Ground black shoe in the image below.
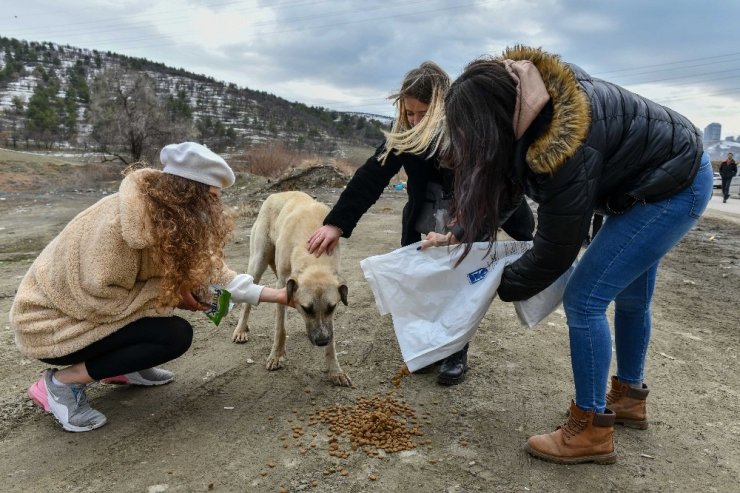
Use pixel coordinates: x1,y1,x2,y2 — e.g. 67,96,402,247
437,344,469,385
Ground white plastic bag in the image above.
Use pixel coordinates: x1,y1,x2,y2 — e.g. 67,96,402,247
361,241,574,372
361,241,531,372
514,264,575,328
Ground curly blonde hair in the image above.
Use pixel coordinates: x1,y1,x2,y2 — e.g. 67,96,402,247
137,170,234,307
378,61,450,163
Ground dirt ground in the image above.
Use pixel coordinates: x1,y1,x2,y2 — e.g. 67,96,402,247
0,157,738,493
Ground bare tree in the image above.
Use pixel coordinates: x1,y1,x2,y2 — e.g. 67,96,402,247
89,68,194,164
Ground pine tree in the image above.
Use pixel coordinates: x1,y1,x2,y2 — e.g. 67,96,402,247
26,68,62,148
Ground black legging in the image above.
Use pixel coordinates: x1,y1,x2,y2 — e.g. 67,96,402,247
40,317,193,381
721,176,734,200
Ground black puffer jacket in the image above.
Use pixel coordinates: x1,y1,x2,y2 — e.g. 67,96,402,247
498,46,703,302
325,143,534,247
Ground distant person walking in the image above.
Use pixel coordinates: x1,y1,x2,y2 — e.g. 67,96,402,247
719,152,737,202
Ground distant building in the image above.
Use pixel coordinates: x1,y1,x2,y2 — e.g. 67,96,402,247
726,136,736,142
704,123,721,142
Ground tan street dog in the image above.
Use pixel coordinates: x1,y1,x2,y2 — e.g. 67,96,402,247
232,191,350,386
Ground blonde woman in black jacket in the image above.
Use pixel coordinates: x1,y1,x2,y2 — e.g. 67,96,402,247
307,61,534,385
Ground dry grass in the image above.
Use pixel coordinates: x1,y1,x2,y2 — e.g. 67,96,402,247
0,148,125,192
234,143,313,178
334,159,361,176
65,163,125,189
230,142,380,180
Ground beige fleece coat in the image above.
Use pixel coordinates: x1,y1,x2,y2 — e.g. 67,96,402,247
10,169,235,359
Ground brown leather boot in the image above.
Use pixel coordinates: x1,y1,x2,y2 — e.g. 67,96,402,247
606,375,649,429
525,401,617,464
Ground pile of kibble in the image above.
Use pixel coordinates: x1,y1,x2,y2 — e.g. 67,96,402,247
308,393,424,458
259,383,434,485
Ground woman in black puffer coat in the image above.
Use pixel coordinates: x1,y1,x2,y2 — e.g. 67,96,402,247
433,46,712,464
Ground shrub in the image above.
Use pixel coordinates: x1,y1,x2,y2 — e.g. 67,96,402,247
64,163,124,189
237,142,310,178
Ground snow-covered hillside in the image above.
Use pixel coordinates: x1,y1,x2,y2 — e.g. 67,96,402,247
0,38,385,153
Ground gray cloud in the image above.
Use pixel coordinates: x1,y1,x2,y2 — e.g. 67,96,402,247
2,0,739,134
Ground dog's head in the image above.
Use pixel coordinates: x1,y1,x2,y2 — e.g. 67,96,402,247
286,270,348,347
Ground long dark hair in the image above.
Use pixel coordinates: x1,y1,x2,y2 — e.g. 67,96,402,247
442,57,518,262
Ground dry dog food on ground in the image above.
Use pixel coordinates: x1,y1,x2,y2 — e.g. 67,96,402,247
310,393,423,458
391,364,410,387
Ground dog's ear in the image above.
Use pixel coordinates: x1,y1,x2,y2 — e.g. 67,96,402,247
338,284,348,306
286,278,298,302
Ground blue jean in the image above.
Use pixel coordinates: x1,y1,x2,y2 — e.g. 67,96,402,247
563,153,713,412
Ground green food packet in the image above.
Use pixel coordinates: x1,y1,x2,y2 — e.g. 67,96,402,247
204,286,233,326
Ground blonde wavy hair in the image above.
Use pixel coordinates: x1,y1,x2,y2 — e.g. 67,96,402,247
135,169,235,307
378,61,450,163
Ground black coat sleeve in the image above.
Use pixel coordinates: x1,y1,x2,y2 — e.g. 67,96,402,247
449,196,535,242
323,145,403,238
500,199,535,241
498,146,602,301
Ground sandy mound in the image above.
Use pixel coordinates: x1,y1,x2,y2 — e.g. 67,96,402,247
262,165,350,191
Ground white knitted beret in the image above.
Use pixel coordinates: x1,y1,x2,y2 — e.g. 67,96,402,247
160,142,235,188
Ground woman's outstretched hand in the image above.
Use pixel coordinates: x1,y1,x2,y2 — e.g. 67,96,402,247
177,287,210,311
307,225,342,257
418,231,460,251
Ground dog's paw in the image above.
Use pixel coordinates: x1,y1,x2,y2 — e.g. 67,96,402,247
265,354,285,371
231,330,249,344
329,372,352,387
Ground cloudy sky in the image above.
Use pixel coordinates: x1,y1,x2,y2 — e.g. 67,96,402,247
2,0,739,137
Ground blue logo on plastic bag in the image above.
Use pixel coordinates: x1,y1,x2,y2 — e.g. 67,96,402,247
467,267,488,284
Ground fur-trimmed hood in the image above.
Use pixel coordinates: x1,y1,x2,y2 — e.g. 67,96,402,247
499,46,591,174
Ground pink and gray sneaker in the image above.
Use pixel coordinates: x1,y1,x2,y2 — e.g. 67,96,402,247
27,369,107,432
100,367,174,386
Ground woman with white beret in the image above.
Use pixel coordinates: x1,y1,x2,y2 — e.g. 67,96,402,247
10,142,289,432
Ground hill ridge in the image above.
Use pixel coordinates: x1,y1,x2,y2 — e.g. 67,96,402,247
0,36,388,155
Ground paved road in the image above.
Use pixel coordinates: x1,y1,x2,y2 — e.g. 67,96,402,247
706,181,740,221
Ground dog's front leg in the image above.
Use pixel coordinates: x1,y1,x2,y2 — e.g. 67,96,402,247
231,304,252,343
232,231,271,344
325,340,351,387
266,304,287,370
